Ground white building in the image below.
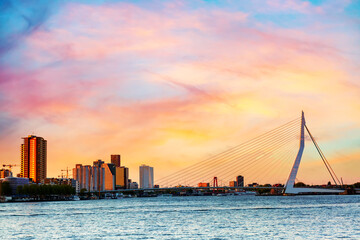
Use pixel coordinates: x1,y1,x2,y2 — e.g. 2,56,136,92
139,165,154,189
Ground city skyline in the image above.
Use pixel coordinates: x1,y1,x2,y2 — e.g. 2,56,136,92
0,0,359,184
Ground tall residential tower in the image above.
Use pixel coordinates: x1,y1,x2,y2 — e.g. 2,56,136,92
20,135,47,183
139,164,154,189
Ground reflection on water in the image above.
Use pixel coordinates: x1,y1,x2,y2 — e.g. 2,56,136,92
0,195,359,239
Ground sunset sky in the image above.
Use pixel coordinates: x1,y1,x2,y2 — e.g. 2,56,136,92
0,0,359,185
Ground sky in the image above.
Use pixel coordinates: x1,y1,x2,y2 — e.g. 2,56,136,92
0,0,359,185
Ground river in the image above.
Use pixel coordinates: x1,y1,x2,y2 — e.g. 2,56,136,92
0,195,359,239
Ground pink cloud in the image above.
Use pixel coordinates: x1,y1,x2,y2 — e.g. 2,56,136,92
265,0,323,14
0,1,359,182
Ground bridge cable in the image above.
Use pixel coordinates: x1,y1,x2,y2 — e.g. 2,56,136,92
159,120,300,187
156,117,300,186
156,117,300,183
162,124,299,186
250,141,297,185
304,124,341,186
217,130,298,183
160,122,299,186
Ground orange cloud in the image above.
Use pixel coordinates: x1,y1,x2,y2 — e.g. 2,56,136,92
0,1,359,185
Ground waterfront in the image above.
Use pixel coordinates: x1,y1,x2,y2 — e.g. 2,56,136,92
0,195,359,239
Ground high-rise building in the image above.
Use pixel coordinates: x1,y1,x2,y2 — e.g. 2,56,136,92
92,160,105,192
139,164,154,189
73,161,105,192
102,163,116,191
111,155,121,167
73,164,90,190
111,155,129,189
115,166,128,189
20,135,47,183
237,175,244,187
93,160,104,168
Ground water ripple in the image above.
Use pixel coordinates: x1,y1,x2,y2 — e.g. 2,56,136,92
0,195,359,239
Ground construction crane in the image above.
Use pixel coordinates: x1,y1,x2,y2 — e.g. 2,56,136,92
61,167,71,179
2,164,18,172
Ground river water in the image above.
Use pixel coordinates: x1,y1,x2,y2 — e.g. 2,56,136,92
0,195,359,239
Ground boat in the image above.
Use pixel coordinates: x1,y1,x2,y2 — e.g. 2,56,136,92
72,195,80,201
244,191,256,195
104,193,112,199
157,194,172,197
216,193,227,196
234,191,256,195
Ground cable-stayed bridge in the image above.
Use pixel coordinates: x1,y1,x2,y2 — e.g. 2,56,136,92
155,112,344,195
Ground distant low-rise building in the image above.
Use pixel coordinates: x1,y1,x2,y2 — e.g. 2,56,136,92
72,179,80,193
129,182,138,189
3,177,29,195
43,178,77,187
247,182,258,187
0,169,12,178
198,182,210,187
229,181,237,187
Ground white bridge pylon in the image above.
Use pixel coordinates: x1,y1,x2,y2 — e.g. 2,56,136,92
284,111,344,194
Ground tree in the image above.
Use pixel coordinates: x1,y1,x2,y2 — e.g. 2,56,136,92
353,182,360,188
0,182,12,196
39,185,46,196
17,185,24,195
23,184,30,195
294,182,306,187
63,185,75,195
257,188,270,195
71,186,76,195
43,185,52,196
79,188,87,196
29,184,39,197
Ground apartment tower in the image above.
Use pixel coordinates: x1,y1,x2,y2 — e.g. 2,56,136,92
20,135,47,183
139,164,154,189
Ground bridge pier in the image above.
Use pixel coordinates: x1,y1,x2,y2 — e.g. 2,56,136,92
284,112,344,195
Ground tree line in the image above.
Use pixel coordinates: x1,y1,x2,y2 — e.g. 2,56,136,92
0,182,11,196
1,182,76,197
17,184,76,197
